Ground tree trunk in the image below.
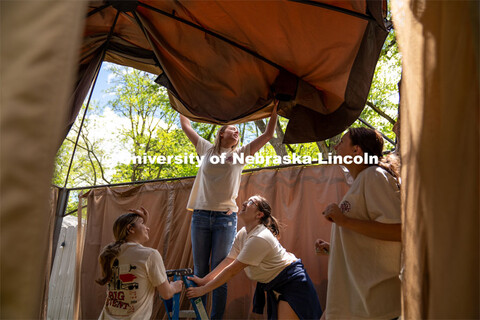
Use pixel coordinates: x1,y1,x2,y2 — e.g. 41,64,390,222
253,119,288,157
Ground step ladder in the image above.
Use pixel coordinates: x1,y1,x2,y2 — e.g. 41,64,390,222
164,268,209,320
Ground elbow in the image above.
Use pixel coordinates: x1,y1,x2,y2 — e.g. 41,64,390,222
262,131,274,143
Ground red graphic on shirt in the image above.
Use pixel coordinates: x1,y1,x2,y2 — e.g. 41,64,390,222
340,201,351,213
107,291,129,310
106,260,139,314
120,273,137,282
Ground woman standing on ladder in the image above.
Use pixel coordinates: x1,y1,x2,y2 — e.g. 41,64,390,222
179,102,278,319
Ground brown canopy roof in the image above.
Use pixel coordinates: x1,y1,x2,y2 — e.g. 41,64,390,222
72,0,388,143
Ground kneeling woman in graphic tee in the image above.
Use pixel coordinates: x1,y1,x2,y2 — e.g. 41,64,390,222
96,208,182,319
186,196,322,320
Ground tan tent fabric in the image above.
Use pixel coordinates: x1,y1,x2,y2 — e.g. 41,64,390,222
0,1,86,318
39,187,60,319
392,0,479,318
78,165,349,319
71,0,388,143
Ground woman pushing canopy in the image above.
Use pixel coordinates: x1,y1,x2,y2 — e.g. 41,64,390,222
179,103,278,319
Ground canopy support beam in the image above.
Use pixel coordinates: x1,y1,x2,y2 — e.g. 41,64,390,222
131,11,167,78
50,188,70,272
63,9,120,188
357,117,396,146
137,1,286,72
288,0,375,22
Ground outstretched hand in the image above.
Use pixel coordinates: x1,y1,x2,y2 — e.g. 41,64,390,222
322,203,348,226
185,275,209,299
186,285,207,299
172,280,183,294
314,239,330,256
128,207,149,224
271,99,279,115
187,275,208,287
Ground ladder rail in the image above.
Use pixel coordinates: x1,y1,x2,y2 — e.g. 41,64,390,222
163,269,209,320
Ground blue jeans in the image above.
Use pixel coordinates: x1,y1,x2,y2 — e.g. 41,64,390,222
191,209,237,320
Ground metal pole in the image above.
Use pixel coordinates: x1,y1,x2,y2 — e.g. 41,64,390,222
63,10,121,188
50,188,70,272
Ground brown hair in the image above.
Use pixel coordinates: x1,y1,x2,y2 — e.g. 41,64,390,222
348,127,400,181
96,213,141,285
213,125,239,154
252,195,281,238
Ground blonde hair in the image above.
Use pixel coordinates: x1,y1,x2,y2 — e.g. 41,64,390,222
96,213,141,285
213,125,239,154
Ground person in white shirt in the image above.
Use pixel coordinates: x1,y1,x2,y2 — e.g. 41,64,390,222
187,195,322,320
179,103,278,319
315,127,401,320
97,208,183,320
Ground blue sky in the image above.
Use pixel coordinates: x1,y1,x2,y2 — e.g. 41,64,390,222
90,62,115,108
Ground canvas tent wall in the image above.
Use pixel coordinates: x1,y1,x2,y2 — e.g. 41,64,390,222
74,164,349,319
1,1,86,318
391,0,479,317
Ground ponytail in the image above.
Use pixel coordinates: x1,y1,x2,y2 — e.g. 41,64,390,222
96,213,140,286
253,195,282,238
379,152,401,186
264,215,281,238
96,240,126,285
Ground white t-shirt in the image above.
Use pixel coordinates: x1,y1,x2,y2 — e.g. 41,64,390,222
228,225,297,283
187,137,250,212
99,242,167,320
325,166,401,320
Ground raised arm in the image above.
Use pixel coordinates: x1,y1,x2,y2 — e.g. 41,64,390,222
249,101,278,155
179,114,200,147
156,279,183,300
186,259,248,299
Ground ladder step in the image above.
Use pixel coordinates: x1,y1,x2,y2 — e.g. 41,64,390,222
179,310,197,318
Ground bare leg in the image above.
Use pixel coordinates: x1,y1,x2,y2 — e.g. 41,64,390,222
278,300,299,320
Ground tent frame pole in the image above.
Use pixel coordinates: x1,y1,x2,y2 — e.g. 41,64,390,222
51,9,121,272
63,10,120,188
131,11,165,72
137,2,285,72
87,3,110,17
288,0,375,22
357,117,396,146
50,188,70,272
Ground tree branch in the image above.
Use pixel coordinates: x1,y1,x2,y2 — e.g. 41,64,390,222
366,101,396,125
